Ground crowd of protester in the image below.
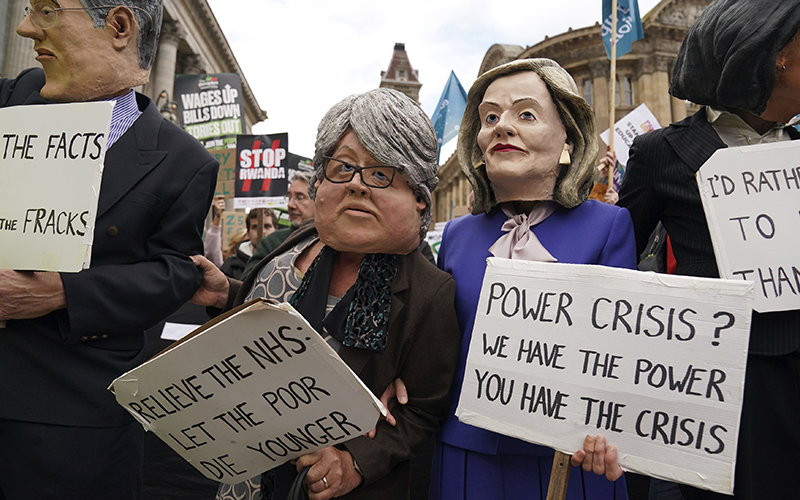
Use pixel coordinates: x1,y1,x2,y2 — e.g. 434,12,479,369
1,1,798,500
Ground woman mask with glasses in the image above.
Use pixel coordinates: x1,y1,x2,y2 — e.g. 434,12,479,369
191,88,461,500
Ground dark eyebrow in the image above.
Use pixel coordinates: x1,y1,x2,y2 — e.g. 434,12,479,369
334,145,356,156
479,97,543,113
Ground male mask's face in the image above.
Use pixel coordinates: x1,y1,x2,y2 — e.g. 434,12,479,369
17,0,149,102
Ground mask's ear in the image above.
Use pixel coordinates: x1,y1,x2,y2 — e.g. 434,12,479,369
107,6,137,51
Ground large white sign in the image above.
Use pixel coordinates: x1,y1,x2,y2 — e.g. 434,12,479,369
111,299,383,484
600,103,661,166
457,258,753,494
697,141,800,313
0,102,112,271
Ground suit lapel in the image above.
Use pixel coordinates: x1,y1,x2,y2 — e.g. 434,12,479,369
664,109,726,173
666,109,800,173
96,95,167,217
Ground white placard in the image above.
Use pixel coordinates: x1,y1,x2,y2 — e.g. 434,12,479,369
0,102,113,271
161,322,201,341
424,221,447,263
457,258,753,494
111,299,383,484
697,141,800,313
233,196,287,210
600,103,661,166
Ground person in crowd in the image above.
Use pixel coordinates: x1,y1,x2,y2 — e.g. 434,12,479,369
224,228,247,259
190,88,461,500
618,1,800,498
0,1,218,499
589,149,619,205
241,170,316,278
204,195,227,268
430,58,636,500
220,208,277,279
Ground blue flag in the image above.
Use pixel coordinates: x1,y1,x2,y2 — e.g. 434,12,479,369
602,0,644,59
431,71,467,162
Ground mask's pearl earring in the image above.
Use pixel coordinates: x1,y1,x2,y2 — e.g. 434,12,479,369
559,143,571,165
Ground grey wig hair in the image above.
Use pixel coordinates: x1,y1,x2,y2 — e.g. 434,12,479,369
458,58,598,215
308,88,439,236
80,0,163,70
288,169,314,185
670,0,800,115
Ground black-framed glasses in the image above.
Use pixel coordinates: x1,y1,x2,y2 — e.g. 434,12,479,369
24,3,153,31
322,156,402,189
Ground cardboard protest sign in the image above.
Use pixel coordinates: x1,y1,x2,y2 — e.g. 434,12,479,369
285,152,314,179
697,142,800,313
110,299,383,484
209,147,236,198
600,103,661,166
0,102,112,271
457,258,753,494
177,73,245,149
424,221,447,264
221,210,246,251
234,134,289,209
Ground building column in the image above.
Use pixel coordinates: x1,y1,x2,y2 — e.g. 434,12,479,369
178,53,206,76
635,55,673,127
589,60,610,139
145,20,182,105
3,0,36,78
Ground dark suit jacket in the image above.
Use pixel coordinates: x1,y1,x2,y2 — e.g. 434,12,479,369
0,68,219,427
618,108,800,355
223,223,461,500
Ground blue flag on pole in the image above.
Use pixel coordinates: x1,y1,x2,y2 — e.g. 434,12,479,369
431,71,467,162
602,0,644,59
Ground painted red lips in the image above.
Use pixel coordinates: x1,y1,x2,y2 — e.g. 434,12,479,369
492,143,523,152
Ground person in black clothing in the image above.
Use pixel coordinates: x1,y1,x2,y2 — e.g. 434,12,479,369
619,1,800,497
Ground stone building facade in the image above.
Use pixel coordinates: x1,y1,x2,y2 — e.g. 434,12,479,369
1,0,266,130
433,0,711,223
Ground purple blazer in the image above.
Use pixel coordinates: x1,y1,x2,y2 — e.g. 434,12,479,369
436,199,637,454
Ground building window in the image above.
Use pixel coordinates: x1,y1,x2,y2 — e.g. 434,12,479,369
582,79,593,107
398,69,406,81
615,76,633,107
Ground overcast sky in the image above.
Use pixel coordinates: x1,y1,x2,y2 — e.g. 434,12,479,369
205,0,663,160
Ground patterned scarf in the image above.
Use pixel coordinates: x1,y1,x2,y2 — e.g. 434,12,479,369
289,246,398,353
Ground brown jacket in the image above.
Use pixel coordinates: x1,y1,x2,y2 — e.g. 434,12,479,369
224,222,461,499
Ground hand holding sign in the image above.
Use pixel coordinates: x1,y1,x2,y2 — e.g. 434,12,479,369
0,269,66,321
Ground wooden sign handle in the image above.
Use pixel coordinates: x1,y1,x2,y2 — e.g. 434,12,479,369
546,451,572,500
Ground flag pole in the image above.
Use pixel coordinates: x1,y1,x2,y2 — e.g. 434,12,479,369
609,0,618,154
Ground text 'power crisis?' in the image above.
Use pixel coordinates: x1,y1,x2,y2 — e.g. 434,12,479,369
110,300,382,485
456,258,753,494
